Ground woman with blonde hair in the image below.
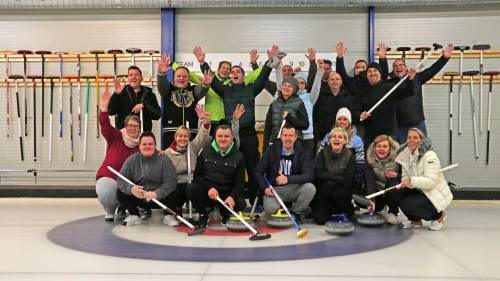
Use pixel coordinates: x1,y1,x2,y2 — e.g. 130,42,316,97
312,127,355,225
395,128,452,231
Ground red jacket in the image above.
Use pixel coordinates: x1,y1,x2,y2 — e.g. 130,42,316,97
96,112,139,180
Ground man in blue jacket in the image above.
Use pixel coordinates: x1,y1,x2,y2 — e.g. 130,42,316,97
255,124,316,224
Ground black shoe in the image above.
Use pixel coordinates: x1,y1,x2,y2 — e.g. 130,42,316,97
291,211,303,225
140,208,152,220
197,213,209,229
116,206,127,221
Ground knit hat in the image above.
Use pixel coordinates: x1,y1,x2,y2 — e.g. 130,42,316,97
336,107,352,124
282,77,299,95
367,62,381,73
294,72,307,82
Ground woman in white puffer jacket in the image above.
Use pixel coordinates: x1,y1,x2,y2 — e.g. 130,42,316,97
395,128,452,231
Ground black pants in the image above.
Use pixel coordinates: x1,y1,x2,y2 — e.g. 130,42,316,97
374,178,401,215
239,130,260,204
117,188,185,216
394,188,440,221
311,182,354,225
187,182,246,220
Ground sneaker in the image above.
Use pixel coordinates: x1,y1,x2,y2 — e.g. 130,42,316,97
122,215,141,226
291,211,303,225
428,211,447,231
140,209,152,220
162,215,180,227
104,213,114,222
399,219,422,229
385,213,399,225
116,207,127,221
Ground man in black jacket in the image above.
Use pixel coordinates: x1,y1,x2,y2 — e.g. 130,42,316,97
382,43,453,143
255,125,316,224
187,125,246,230
360,63,417,147
108,66,161,132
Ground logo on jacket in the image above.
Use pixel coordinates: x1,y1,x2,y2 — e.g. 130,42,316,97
171,88,195,108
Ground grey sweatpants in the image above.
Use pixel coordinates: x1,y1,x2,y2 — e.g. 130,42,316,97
263,183,316,215
96,177,119,214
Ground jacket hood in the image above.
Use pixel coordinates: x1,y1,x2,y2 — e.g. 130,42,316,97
367,137,400,165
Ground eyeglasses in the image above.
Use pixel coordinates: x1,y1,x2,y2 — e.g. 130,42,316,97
126,124,140,129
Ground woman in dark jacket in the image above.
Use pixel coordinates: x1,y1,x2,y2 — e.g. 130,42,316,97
312,127,355,225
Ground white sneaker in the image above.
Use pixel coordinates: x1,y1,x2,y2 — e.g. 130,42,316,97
162,215,180,227
122,215,141,226
428,211,447,231
399,219,422,229
385,213,399,225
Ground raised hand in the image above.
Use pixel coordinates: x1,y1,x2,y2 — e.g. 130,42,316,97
317,59,325,70
267,44,279,60
408,68,417,80
100,81,110,112
157,53,171,74
305,48,316,61
443,43,454,59
232,104,246,121
113,78,123,94
336,41,347,58
249,49,260,63
201,69,214,87
378,42,387,58
193,46,205,64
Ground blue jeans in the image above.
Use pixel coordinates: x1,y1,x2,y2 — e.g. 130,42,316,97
397,120,427,144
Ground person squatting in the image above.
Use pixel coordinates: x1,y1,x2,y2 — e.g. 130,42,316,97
96,42,455,234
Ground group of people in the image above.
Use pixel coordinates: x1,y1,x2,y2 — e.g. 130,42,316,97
94,42,455,233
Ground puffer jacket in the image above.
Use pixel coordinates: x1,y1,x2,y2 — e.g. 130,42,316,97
365,136,400,193
395,139,453,212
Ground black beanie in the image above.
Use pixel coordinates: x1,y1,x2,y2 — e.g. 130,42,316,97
367,62,381,73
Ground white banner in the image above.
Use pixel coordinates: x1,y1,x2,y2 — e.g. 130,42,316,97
175,53,337,74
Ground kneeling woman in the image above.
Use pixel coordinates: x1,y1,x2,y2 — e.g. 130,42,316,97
160,105,211,226
312,127,355,225
395,128,452,231
365,135,400,224
95,87,140,222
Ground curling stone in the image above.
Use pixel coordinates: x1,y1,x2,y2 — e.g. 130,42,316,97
325,214,354,236
357,211,386,227
267,209,293,228
226,211,255,232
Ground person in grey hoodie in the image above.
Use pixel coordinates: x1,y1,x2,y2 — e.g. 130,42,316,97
116,131,178,226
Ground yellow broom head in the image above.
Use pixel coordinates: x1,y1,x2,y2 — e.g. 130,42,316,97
296,228,309,238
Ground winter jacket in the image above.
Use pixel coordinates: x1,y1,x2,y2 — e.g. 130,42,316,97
384,55,449,125
264,94,309,147
96,112,139,180
315,146,355,196
108,85,161,132
365,136,400,194
206,62,272,131
255,139,315,191
193,141,245,199
164,121,210,184
395,139,453,212
157,73,209,143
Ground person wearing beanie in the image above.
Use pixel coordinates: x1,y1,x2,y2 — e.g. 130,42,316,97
334,42,389,93
317,107,365,195
359,61,418,148
263,76,309,148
